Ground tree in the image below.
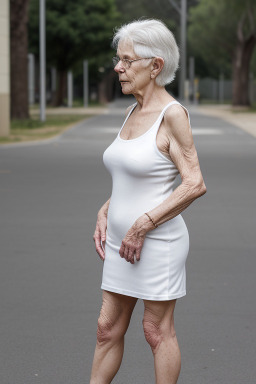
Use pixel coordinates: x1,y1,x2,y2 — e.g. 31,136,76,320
10,0,30,119
114,0,201,97
28,0,119,106
188,0,256,106
232,2,256,105
113,0,181,96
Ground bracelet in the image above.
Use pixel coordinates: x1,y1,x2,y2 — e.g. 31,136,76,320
145,212,158,228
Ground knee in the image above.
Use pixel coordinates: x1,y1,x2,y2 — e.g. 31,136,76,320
97,312,125,345
143,319,163,352
97,313,114,345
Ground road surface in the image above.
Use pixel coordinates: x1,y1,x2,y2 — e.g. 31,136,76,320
1,98,256,384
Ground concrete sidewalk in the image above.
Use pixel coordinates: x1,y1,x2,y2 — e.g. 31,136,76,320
15,100,256,145
108,99,256,138
30,106,109,116
194,104,256,138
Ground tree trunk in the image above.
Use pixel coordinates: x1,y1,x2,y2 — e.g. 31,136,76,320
98,70,117,103
51,70,67,106
10,0,30,119
232,7,256,107
232,36,256,106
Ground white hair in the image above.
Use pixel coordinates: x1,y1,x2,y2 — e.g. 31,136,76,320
112,19,180,86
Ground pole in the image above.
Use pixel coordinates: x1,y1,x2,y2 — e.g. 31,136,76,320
83,60,88,108
67,71,73,107
249,72,254,105
219,73,224,103
179,0,187,101
28,54,35,104
39,0,46,121
189,56,195,102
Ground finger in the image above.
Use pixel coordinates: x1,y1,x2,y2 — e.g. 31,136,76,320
97,247,105,261
95,238,105,260
123,244,129,261
135,247,141,261
93,231,98,242
119,242,125,258
127,248,135,264
100,230,106,245
100,234,106,251
101,239,106,251
93,227,100,242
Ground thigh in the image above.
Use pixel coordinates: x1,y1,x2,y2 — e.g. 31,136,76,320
99,290,138,332
143,299,177,328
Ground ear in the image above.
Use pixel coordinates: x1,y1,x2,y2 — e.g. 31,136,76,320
151,57,164,79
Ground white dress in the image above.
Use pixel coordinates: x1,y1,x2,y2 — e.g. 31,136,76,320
101,101,190,300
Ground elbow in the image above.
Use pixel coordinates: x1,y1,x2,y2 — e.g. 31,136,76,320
185,177,207,199
195,178,207,197
199,181,207,197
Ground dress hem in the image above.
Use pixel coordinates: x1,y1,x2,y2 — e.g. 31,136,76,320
101,284,186,301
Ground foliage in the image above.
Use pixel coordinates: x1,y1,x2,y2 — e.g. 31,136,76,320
115,0,199,32
28,0,120,72
114,0,194,94
115,0,177,33
188,0,256,79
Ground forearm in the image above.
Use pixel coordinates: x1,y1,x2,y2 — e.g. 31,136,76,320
135,181,206,234
98,198,111,217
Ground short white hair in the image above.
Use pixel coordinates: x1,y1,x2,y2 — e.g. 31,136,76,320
112,19,180,86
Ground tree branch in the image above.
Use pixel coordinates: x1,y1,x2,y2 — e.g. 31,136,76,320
247,4,256,36
237,12,246,42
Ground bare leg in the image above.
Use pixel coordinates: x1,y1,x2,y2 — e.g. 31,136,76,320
90,290,137,384
143,299,181,384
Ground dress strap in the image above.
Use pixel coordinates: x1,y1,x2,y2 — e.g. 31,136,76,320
118,103,137,137
156,100,191,128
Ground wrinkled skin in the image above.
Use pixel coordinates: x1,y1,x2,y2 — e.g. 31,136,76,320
93,210,108,261
118,220,147,264
91,33,207,384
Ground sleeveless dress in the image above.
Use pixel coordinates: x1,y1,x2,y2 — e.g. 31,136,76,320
101,101,190,301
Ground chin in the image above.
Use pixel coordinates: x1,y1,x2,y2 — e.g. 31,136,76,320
121,89,132,95
120,83,133,95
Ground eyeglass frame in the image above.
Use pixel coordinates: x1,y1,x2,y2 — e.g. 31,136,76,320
112,56,155,69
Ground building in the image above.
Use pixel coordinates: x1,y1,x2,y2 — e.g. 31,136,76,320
0,0,10,136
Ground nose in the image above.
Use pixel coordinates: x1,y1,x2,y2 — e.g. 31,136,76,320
114,61,125,73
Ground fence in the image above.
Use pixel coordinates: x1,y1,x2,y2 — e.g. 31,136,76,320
197,77,256,103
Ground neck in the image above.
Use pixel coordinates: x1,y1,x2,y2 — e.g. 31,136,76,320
133,83,173,111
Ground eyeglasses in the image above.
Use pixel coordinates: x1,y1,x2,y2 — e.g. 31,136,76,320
112,56,154,69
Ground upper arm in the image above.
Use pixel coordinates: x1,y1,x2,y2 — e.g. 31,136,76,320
163,105,205,187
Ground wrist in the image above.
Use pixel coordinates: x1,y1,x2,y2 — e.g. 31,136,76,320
98,206,108,218
134,214,155,235
144,212,158,228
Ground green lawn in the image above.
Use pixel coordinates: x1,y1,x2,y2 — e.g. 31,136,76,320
0,114,93,144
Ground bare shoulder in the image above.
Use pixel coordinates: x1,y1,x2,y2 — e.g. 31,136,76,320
163,104,192,146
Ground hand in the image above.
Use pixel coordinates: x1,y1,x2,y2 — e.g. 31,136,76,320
93,212,107,261
119,218,149,264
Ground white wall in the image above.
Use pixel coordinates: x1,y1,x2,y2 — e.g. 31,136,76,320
0,0,10,136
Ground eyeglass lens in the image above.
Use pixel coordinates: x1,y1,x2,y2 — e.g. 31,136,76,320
113,57,129,68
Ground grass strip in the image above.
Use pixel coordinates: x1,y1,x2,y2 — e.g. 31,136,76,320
0,114,93,144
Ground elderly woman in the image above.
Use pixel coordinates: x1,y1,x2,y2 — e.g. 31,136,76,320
91,19,206,384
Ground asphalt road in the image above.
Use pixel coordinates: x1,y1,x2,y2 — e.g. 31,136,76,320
1,98,256,384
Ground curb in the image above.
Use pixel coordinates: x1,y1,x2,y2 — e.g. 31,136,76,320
0,114,105,149
195,105,256,138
